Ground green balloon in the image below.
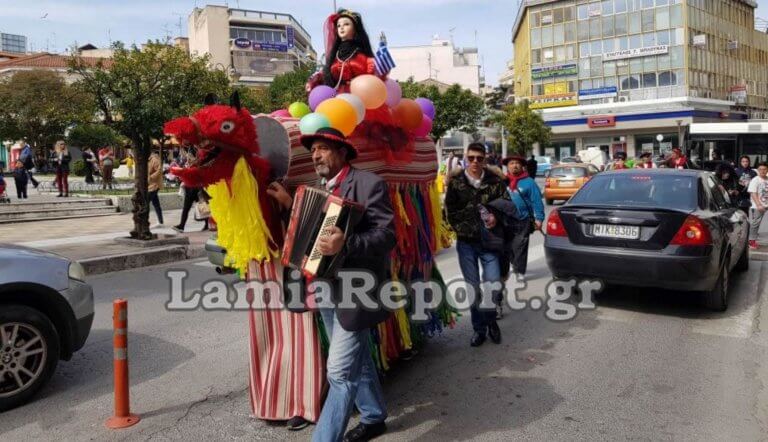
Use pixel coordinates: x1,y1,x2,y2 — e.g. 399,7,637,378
299,113,331,134
289,102,311,119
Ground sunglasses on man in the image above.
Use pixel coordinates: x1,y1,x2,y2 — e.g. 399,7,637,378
466,155,485,163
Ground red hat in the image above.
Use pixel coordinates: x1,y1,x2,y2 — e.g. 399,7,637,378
300,127,358,160
502,155,527,166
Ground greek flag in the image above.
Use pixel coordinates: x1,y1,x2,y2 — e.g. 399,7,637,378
374,41,396,76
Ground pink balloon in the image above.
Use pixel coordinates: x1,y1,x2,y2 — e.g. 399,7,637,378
384,79,402,108
271,109,292,118
414,115,433,137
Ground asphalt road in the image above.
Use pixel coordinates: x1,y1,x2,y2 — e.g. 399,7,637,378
2,210,768,440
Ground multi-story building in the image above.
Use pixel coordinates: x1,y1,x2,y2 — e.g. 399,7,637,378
188,5,316,86
512,0,768,161
0,32,27,54
388,37,484,94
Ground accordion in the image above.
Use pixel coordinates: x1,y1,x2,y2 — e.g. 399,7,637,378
281,185,364,278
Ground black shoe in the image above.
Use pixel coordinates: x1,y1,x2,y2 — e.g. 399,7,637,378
57,194,63,197
344,422,387,442
172,225,184,233
488,322,501,344
470,332,486,347
286,416,311,431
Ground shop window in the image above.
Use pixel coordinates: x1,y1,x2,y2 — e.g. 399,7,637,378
630,58,643,73
542,27,553,46
604,61,617,76
531,28,542,48
604,76,618,87
532,12,541,27
531,49,542,64
629,12,642,34
670,5,683,27
642,72,657,87
580,42,590,58
670,46,683,68
564,6,575,21
602,0,614,15
615,0,628,13
591,56,604,76
620,75,641,89
554,24,565,45
658,71,674,86
643,56,656,72
578,20,591,40
565,22,577,42
657,54,670,70
553,8,564,24
643,32,656,47
603,38,615,52
578,4,589,20
591,40,603,55
602,16,615,37
657,29,670,46
543,49,554,61
556,46,567,61
590,18,602,39
615,13,628,35
630,34,642,49
579,58,591,77
618,36,629,50
641,9,654,28
656,7,670,29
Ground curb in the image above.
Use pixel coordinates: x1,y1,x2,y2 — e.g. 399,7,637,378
79,244,206,275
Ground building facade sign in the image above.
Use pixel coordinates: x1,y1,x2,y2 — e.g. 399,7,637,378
603,45,668,61
531,63,578,80
544,82,569,95
234,38,252,49
286,26,295,48
587,115,616,128
252,42,289,52
578,86,618,100
730,85,747,104
529,93,578,109
692,35,707,47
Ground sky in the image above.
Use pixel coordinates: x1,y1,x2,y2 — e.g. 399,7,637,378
1,0,767,87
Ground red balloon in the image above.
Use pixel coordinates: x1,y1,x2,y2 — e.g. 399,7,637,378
393,99,423,131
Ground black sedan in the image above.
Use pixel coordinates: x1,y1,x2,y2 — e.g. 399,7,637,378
544,169,750,311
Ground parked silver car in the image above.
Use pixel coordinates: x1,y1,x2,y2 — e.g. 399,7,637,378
0,244,94,411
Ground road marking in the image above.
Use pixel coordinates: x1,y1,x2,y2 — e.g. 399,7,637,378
194,260,215,267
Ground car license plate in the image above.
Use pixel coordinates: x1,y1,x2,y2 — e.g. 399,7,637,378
558,179,575,187
592,224,640,239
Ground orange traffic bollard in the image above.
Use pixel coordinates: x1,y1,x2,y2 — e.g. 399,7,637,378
105,299,141,429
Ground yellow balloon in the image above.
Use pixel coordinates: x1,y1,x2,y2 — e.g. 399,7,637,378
350,74,387,109
315,98,358,136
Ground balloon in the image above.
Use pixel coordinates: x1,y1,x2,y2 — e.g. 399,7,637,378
384,79,402,108
350,74,387,109
308,85,336,111
336,93,366,125
393,99,423,131
415,97,436,120
271,109,291,118
316,98,358,136
298,112,331,135
288,102,311,119
414,115,433,137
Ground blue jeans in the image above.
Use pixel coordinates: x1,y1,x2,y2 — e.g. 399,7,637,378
312,309,387,442
456,240,501,334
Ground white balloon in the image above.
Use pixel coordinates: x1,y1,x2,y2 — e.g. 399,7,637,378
336,93,366,125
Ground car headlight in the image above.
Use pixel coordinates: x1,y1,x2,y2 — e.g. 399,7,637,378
69,262,86,282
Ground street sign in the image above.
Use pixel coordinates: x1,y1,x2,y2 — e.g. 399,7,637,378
286,26,295,48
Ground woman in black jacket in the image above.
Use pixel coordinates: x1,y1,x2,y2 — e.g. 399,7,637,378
54,140,72,197
715,162,740,204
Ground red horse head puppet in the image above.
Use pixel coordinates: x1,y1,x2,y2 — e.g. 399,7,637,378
163,92,270,188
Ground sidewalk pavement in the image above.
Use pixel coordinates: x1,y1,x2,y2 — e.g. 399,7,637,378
0,208,211,274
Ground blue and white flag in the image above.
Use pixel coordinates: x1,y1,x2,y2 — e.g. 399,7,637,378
374,40,396,76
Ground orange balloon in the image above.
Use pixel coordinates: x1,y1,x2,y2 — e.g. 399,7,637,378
393,99,424,131
316,98,358,136
350,74,388,109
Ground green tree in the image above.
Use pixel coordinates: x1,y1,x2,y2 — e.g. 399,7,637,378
0,70,94,154
267,65,314,110
70,42,230,240
494,101,552,155
67,123,123,149
399,79,485,140
234,85,272,115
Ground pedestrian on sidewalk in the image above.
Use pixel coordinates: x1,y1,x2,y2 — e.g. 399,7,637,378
148,148,165,228
99,146,115,190
715,163,740,202
501,155,544,281
12,160,28,199
445,142,508,347
82,147,97,184
735,155,756,215
173,147,208,232
124,150,135,179
53,141,71,197
747,162,768,250
526,154,538,178
19,140,39,189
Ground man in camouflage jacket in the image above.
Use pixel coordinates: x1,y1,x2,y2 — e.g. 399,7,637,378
445,143,509,347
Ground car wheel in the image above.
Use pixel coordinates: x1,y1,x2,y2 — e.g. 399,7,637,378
734,236,749,273
546,199,554,205
0,305,60,412
703,255,729,312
